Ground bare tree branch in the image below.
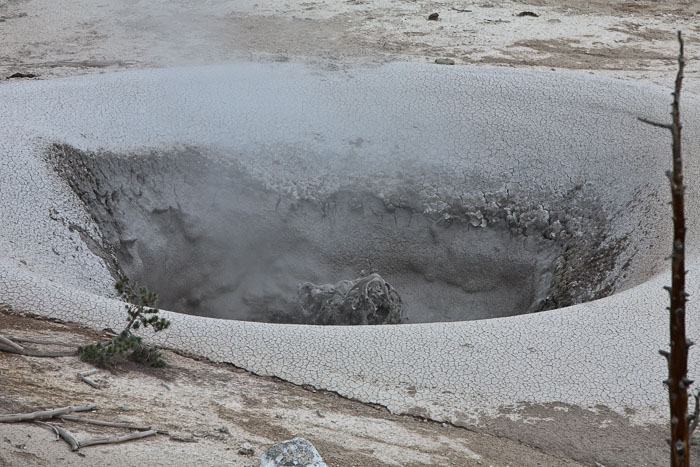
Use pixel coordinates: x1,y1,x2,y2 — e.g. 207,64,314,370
0,342,79,357
34,420,60,440
638,117,673,130
78,429,157,448
57,415,152,431
9,336,82,347
36,422,80,451
80,376,100,389
0,404,97,423
0,335,24,352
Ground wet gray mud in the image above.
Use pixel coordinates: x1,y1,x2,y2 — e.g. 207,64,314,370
46,143,627,324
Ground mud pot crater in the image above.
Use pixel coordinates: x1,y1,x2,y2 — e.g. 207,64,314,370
46,143,628,324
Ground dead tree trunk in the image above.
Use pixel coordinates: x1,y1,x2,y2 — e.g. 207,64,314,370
640,31,691,467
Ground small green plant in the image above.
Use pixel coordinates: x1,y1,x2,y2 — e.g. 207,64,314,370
80,276,171,368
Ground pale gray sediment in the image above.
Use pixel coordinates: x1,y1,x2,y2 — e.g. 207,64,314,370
1,62,699,464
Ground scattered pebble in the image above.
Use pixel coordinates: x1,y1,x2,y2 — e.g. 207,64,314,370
517,11,539,17
427,12,439,21
238,442,254,456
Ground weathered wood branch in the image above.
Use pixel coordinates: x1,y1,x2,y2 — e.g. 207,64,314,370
80,376,100,389
57,415,152,431
0,404,97,423
5,403,165,453
0,342,79,357
36,421,80,451
9,336,82,347
78,429,157,448
0,335,24,351
35,420,60,440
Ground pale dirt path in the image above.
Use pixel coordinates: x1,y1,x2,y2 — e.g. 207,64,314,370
0,0,697,465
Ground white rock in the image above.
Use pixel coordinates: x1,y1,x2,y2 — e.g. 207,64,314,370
260,438,326,467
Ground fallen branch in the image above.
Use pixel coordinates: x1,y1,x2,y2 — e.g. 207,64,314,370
36,421,80,451
9,336,82,347
80,376,100,389
78,429,157,448
57,415,151,431
79,369,98,377
0,404,97,423
5,403,165,452
0,342,79,357
0,335,24,352
35,420,60,439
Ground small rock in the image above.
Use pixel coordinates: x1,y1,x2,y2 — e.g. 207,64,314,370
315,409,325,418
427,12,439,21
238,442,254,456
260,437,326,467
434,58,455,65
517,11,539,17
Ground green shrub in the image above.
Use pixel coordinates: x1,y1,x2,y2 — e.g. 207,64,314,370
80,276,170,368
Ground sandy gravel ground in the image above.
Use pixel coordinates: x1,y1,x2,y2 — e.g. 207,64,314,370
1,0,699,92
0,310,583,466
1,0,699,466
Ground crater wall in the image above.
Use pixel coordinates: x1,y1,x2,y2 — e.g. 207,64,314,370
1,62,699,448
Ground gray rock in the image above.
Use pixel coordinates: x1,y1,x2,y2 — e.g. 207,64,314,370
260,438,326,467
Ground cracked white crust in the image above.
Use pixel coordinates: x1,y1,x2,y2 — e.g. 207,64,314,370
1,62,699,427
